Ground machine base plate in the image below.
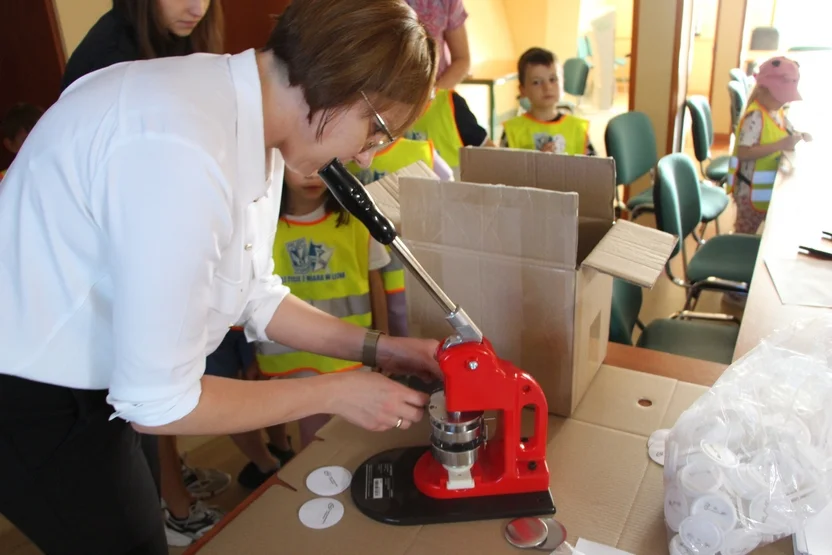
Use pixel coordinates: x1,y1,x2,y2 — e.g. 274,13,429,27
351,446,556,526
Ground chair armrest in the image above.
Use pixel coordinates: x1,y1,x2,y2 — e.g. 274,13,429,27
671,311,741,325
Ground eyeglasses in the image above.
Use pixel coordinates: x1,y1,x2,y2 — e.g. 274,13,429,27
359,91,396,154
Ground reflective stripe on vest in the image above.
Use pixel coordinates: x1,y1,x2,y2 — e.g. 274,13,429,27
502,113,589,154
406,89,464,169
381,248,405,294
729,100,789,211
257,212,372,375
347,138,434,185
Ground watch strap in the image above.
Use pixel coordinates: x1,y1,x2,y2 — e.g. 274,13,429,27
362,330,384,368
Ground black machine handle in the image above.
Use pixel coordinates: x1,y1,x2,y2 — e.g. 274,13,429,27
317,158,483,343
317,159,398,246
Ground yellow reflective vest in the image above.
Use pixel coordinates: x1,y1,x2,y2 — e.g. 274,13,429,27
728,100,789,212
502,113,589,155
407,89,464,170
257,212,371,376
349,137,434,187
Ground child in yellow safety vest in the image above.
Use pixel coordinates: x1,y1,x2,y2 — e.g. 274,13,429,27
501,47,596,156
405,88,493,178
255,167,391,449
729,56,811,234
349,137,452,338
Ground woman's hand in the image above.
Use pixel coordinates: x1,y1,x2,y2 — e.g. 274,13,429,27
324,371,429,431
376,336,442,382
801,131,813,142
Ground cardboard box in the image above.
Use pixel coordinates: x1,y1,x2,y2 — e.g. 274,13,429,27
399,148,677,416
362,160,439,231
192,365,793,555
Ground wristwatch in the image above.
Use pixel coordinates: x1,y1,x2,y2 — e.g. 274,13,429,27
362,330,384,368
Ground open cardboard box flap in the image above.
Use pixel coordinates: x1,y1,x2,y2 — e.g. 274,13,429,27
457,147,677,289
582,219,678,288
364,160,438,230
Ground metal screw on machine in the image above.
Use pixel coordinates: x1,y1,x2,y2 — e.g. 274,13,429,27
467,360,478,370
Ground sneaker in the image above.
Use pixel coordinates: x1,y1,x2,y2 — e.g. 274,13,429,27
237,461,280,490
164,501,225,547
181,461,231,500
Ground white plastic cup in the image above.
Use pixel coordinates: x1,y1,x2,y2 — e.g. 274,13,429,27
680,459,723,498
678,515,724,555
726,464,767,501
691,492,738,533
748,493,796,536
665,484,690,532
720,528,762,555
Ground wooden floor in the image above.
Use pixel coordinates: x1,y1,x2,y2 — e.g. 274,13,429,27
0,111,743,555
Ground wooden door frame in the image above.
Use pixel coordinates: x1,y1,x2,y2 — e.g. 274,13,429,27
666,0,694,154
628,0,640,112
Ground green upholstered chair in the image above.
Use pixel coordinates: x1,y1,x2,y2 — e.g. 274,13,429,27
727,80,747,135
653,153,761,311
604,111,658,220
610,278,739,364
685,96,731,236
557,58,591,113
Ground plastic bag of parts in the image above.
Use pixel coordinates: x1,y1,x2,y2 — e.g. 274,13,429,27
663,315,832,555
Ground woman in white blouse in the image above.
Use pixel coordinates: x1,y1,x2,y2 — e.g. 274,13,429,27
0,1,439,553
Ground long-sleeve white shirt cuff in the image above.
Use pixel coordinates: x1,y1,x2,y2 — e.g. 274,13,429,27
241,276,291,343
107,377,203,427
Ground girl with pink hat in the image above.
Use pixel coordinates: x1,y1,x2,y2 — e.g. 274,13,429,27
728,56,812,235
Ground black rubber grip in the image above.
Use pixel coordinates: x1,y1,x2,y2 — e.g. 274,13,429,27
317,158,398,245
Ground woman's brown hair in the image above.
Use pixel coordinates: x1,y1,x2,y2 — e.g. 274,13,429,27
113,0,225,59
265,0,438,140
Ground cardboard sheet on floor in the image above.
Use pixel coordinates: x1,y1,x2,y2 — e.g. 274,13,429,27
192,365,794,555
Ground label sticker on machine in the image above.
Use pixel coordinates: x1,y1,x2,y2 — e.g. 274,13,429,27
364,462,395,500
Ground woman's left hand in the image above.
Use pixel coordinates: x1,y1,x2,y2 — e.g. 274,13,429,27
376,336,442,382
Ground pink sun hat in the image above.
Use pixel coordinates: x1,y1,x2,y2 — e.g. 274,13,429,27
755,56,802,103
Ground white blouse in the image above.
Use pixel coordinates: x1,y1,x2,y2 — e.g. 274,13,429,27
0,49,289,427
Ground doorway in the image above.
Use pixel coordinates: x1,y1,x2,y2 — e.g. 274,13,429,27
0,0,65,170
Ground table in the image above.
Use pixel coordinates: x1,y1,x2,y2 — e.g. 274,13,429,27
733,51,832,359
188,343,770,555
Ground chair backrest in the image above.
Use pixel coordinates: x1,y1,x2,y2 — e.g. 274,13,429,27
609,278,643,346
727,81,747,132
749,27,780,51
654,153,703,259
728,68,745,83
562,58,590,97
728,68,749,92
685,95,714,163
604,111,658,186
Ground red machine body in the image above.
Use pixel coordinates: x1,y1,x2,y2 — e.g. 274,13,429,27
413,337,550,499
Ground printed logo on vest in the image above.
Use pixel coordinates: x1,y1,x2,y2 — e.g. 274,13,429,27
405,130,428,141
284,238,345,283
534,133,567,153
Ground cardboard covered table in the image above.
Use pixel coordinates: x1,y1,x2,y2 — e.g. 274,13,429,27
189,363,794,555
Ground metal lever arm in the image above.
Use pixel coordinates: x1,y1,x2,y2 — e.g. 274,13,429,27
318,159,483,343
